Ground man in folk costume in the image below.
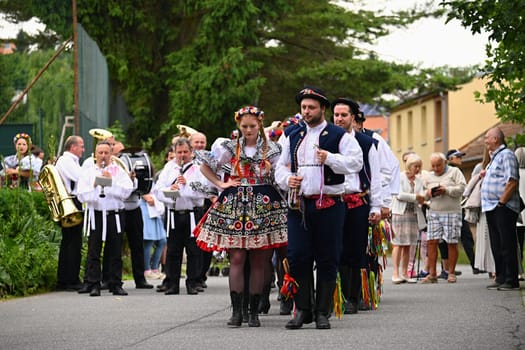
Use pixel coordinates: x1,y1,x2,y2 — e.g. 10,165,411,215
276,86,363,329
332,98,382,314
353,110,400,309
155,138,211,295
77,141,133,296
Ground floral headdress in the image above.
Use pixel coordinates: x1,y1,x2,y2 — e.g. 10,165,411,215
13,132,32,146
234,106,264,124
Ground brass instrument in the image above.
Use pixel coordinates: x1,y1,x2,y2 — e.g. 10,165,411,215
88,128,128,173
38,164,83,228
177,124,199,138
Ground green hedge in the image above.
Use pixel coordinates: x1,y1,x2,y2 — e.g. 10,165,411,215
0,188,60,298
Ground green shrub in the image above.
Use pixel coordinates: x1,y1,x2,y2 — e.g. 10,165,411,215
0,188,60,298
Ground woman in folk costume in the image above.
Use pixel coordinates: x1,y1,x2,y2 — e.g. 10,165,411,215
1,132,42,189
195,106,288,327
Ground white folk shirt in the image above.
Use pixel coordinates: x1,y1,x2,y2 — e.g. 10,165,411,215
154,160,210,235
371,132,400,207
77,163,133,241
276,120,363,196
344,130,382,214
55,151,82,195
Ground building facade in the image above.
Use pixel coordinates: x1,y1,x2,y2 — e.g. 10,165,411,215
388,76,500,170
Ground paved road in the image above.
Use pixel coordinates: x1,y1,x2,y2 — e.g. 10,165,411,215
1,264,523,350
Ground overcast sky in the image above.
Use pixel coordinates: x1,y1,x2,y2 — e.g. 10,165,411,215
1,2,488,68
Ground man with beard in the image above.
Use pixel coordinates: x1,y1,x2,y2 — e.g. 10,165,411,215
276,86,363,329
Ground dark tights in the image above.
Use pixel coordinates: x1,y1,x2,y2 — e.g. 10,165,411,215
229,248,273,294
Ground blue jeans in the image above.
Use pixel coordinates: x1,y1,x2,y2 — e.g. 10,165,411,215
144,238,167,270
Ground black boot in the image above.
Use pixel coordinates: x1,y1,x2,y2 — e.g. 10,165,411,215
249,294,261,327
339,265,352,314
345,268,361,314
227,291,243,327
315,281,336,329
258,282,271,314
279,294,293,315
285,277,313,330
242,289,249,323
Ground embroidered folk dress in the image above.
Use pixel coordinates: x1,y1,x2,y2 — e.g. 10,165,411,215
195,137,288,251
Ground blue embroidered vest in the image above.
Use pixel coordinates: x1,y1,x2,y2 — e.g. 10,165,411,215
288,123,346,185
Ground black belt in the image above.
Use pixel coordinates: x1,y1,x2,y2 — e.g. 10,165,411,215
94,209,124,216
169,206,204,215
168,209,193,215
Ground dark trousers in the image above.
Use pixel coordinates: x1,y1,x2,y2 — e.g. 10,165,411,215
460,214,476,268
287,197,345,282
340,204,370,268
164,210,202,289
86,211,124,288
57,222,83,287
486,206,519,286
102,207,146,285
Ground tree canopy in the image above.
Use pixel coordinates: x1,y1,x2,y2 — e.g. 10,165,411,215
1,0,477,152
443,0,525,124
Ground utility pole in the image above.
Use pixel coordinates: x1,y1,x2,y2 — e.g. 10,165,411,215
72,0,79,134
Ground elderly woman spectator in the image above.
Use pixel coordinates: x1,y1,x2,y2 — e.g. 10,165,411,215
390,154,426,283
421,152,466,283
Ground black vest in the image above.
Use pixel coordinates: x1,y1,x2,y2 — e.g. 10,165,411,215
354,132,378,191
288,123,346,185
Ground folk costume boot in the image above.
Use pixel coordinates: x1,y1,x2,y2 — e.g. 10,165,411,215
285,277,313,330
346,268,362,314
315,281,336,329
242,288,249,323
248,294,261,327
258,282,271,314
279,293,293,315
338,265,352,313
227,291,243,327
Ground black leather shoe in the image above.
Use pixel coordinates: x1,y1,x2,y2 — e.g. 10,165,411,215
78,284,92,294
285,310,313,329
157,285,168,292
344,301,358,314
136,282,154,289
315,314,331,329
89,286,100,297
200,281,207,289
186,286,198,295
111,286,128,296
165,287,180,295
100,282,109,290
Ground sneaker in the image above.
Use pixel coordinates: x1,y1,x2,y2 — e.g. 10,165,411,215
486,282,501,290
497,283,519,291
417,270,429,278
438,270,449,280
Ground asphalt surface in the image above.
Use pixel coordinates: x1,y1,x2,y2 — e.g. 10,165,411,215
1,264,523,350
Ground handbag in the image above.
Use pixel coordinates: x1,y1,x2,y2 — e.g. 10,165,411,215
462,174,482,209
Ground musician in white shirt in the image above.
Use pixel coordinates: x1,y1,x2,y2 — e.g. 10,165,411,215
77,141,133,297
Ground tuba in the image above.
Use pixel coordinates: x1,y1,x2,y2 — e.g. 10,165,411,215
39,164,83,228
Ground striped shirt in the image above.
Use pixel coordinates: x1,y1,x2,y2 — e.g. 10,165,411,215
481,145,520,213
